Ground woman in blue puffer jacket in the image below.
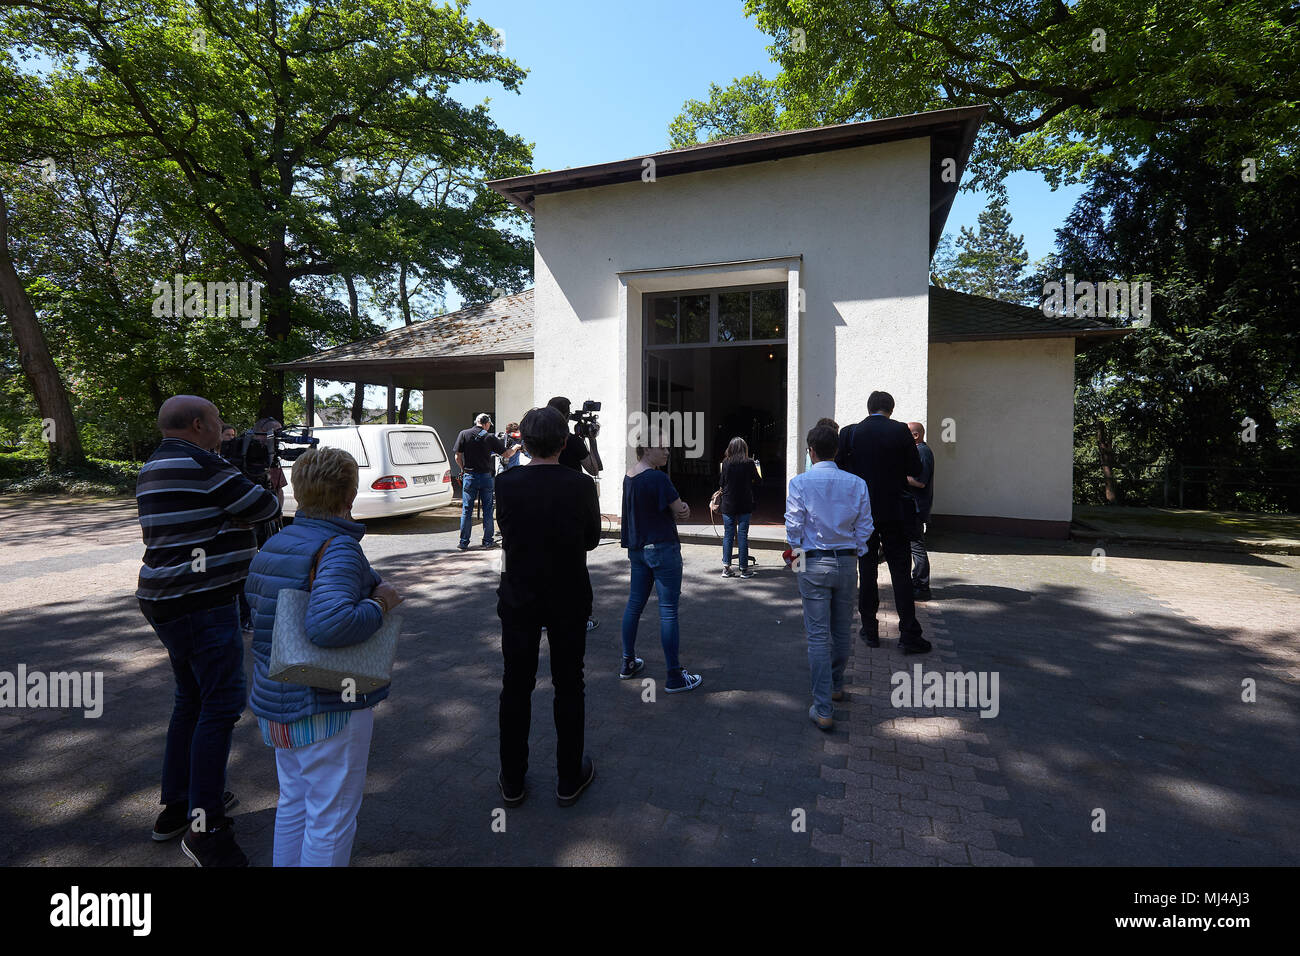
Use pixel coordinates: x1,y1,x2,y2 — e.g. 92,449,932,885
245,445,403,867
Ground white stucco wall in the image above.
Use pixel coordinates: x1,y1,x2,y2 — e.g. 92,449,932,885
926,338,1076,523
421,387,494,475
494,359,535,429
533,138,932,514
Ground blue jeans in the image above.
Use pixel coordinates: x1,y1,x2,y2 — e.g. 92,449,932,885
142,598,247,818
797,553,857,718
621,542,682,674
459,471,495,546
722,512,751,568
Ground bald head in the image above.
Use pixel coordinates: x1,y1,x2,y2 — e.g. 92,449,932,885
159,395,222,451
908,421,925,443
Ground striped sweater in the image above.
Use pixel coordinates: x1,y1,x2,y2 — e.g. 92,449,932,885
136,437,281,620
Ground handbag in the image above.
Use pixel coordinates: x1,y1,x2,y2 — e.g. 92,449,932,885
268,536,401,694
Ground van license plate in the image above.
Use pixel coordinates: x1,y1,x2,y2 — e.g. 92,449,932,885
412,475,436,485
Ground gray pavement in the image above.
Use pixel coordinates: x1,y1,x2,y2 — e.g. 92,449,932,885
1,496,1297,866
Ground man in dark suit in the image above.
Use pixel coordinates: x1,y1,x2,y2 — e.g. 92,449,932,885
836,391,932,654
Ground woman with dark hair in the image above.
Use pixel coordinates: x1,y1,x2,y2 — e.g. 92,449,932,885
620,431,701,693
494,406,601,807
718,437,761,578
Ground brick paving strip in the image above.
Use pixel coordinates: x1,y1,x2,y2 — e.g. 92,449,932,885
812,594,1032,866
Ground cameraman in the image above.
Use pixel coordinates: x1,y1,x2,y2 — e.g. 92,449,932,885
548,397,603,632
547,396,603,477
252,417,289,509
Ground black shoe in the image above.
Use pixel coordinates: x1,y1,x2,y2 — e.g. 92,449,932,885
861,629,880,648
913,585,932,601
482,541,498,549
498,772,526,808
457,542,470,551
153,791,238,842
619,656,645,679
665,668,703,693
557,756,596,807
180,818,248,867
586,617,599,632
900,635,933,655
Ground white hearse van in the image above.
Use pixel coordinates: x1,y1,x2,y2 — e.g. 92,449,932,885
282,424,453,520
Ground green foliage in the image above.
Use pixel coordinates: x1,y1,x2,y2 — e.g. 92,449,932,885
932,190,1030,303
0,449,136,496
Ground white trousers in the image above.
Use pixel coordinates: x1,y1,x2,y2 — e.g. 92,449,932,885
272,707,375,867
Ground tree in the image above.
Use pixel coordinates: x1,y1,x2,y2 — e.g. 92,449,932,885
932,189,1029,303
4,0,533,422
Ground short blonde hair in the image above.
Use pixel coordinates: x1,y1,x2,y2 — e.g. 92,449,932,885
292,446,358,517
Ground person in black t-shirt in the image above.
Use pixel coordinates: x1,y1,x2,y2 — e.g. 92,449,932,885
452,413,519,551
718,437,762,578
494,406,601,807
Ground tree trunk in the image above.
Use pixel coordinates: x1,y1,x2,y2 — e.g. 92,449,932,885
344,275,365,424
395,265,413,425
0,188,85,467
1096,420,1121,505
257,270,292,422
398,387,410,424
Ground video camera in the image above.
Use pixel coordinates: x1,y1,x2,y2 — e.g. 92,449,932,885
221,427,318,489
570,400,601,440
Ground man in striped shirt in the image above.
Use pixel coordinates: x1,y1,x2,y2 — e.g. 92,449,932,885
136,395,280,866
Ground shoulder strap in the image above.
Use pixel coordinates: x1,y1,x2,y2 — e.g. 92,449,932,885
308,536,338,590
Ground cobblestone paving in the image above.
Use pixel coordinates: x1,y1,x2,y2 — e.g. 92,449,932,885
1,498,1296,866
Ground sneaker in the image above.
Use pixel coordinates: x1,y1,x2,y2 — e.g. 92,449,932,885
556,755,596,807
831,688,845,702
152,791,238,842
618,656,645,680
482,541,498,549
665,668,703,694
738,569,754,579
721,565,735,578
180,818,248,867
498,771,525,808
809,706,834,732
457,542,470,552
586,618,599,632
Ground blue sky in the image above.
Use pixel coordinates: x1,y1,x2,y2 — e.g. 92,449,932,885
453,0,1082,285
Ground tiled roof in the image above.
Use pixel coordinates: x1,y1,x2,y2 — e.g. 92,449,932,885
928,285,1131,342
276,291,534,369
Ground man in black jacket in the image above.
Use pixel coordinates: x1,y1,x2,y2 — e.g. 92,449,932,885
494,406,602,807
835,391,931,654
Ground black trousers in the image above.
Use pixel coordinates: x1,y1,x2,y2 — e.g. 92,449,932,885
499,612,587,791
860,518,922,639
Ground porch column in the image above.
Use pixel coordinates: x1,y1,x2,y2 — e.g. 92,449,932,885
304,376,315,427
386,385,397,424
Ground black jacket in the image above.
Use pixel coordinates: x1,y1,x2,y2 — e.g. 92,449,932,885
494,464,601,621
835,415,922,523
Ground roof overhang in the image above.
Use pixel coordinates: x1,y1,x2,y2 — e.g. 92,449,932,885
930,328,1134,344
488,106,989,256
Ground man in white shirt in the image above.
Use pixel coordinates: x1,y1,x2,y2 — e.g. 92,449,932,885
785,424,873,731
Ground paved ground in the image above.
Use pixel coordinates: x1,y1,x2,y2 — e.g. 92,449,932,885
1,496,1297,866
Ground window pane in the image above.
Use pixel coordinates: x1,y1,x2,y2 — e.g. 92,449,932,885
752,289,785,339
388,429,447,465
649,296,677,345
680,294,709,343
717,291,749,342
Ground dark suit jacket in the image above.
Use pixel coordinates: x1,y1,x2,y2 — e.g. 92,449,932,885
495,463,601,622
835,415,923,523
